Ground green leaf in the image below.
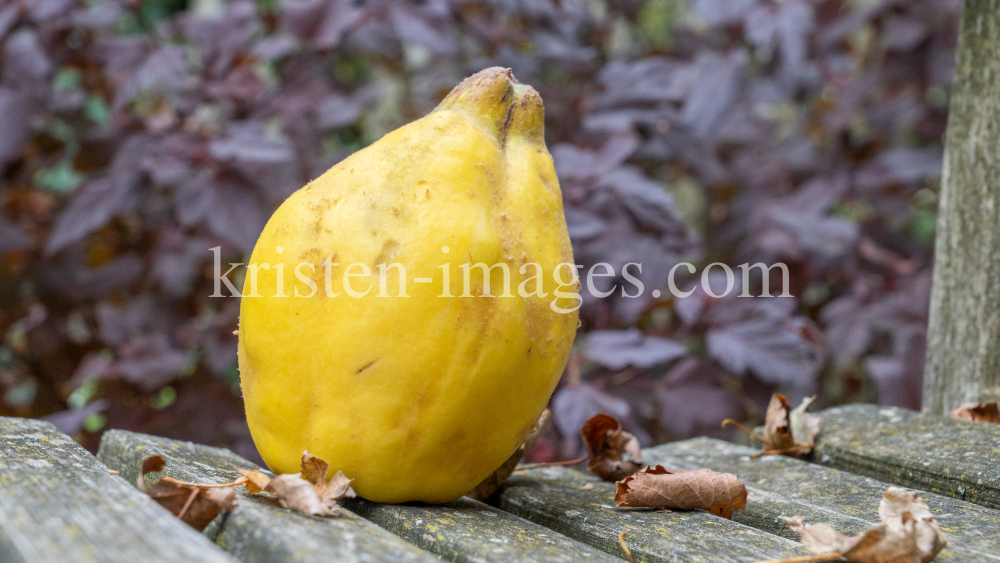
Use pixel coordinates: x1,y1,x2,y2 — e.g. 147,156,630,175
84,95,111,126
152,386,177,409
83,413,107,433
68,379,100,410
34,161,83,194
52,67,82,92
639,0,677,48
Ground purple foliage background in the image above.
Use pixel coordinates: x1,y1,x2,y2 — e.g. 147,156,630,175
0,0,958,462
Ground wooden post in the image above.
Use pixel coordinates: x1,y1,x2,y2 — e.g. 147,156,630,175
925,0,1000,414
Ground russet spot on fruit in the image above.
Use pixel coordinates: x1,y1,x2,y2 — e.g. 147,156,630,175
238,67,578,503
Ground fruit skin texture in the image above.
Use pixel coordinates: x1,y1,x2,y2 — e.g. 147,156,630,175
238,68,579,504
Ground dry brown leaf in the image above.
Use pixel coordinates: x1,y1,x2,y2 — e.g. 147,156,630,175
237,468,272,494
783,516,864,554
726,394,819,457
950,402,1000,424
762,394,796,451
265,473,331,515
242,451,355,516
787,396,820,451
136,454,237,531
582,413,643,481
300,450,357,507
780,487,946,563
322,471,355,500
614,465,747,519
877,487,947,561
468,410,550,501
301,451,329,485
138,453,166,479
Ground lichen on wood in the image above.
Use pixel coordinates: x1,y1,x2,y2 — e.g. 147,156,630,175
0,417,235,563
97,429,435,563
644,436,1000,561
343,496,618,562
925,0,1000,413
495,464,810,562
809,405,1000,511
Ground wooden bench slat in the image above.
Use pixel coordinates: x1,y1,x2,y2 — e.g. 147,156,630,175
342,497,620,562
810,404,1000,510
644,437,1000,562
0,417,237,563
495,465,811,562
98,430,437,563
100,430,615,563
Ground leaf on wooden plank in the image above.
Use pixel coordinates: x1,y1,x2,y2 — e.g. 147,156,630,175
237,469,272,494
264,474,331,516
582,413,643,481
240,451,355,515
780,487,946,563
754,393,795,451
787,395,820,451
138,453,166,480
614,465,747,519
552,382,632,459
301,450,356,507
137,454,237,531
950,402,1000,424
782,517,858,554
324,472,355,500
725,393,819,457
468,409,550,501
877,487,947,562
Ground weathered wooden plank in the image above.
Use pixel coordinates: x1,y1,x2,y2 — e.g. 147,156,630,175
645,437,1000,561
495,465,811,562
98,430,437,563
0,417,236,563
808,404,1000,510
100,429,614,563
342,497,619,562
924,0,1000,415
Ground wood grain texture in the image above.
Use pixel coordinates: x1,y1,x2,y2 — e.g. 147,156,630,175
809,404,1000,510
925,0,1000,413
0,417,236,563
98,429,436,563
494,464,810,562
343,497,620,562
101,428,617,563
645,436,1000,561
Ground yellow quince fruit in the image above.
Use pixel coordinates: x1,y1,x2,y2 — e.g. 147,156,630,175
238,67,579,504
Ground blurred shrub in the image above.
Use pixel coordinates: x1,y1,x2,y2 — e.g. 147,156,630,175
0,0,958,460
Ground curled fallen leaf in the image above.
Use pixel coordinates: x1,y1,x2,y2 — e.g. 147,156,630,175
614,465,747,519
238,469,272,494
772,487,946,563
138,453,166,477
582,413,643,481
301,451,356,507
724,393,819,457
468,409,550,501
137,454,237,531
264,474,331,516
950,402,1000,424
239,451,355,516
